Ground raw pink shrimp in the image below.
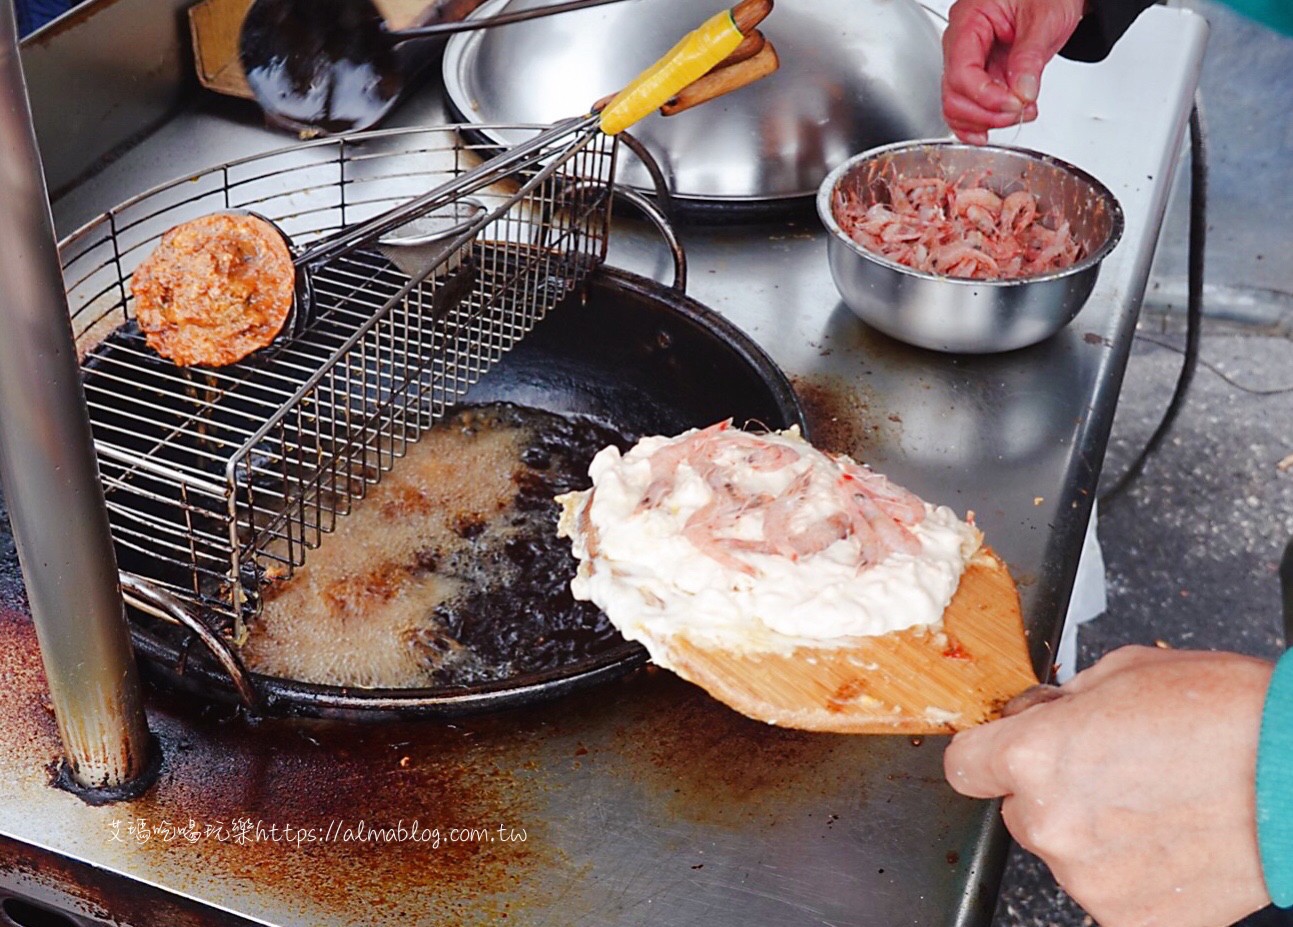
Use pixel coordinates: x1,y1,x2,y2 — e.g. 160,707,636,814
1023,221,1080,275
759,470,849,561
931,243,999,278
741,442,801,472
683,509,761,576
1001,190,1037,234
832,174,1083,281
855,495,921,558
635,419,732,513
963,205,998,235
838,462,926,525
952,187,1003,218
634,424,936,575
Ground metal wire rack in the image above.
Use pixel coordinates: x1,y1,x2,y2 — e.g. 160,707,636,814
61,123,619,638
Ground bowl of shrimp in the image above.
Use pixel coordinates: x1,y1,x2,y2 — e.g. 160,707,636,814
816,140,1124,353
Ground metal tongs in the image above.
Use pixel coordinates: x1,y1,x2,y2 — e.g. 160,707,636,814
256,0,779,345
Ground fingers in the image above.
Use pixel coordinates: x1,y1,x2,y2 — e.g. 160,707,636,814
1003,40,1044,106
1001,684,1066,717
946,105,1037,145
943,713,1028,799
949,126,990,146
1002,0,1086,103
942,1,1022,127
941,0,1082,142
943,89,1037,141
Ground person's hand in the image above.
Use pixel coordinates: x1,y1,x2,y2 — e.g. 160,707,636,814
941,0,1087,144
944,645,1274,927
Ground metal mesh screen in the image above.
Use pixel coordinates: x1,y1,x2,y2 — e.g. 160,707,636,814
62,124,617,633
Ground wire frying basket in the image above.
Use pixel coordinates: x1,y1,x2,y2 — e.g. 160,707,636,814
62,123,619,639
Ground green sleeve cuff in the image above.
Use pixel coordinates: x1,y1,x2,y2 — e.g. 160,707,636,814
1221,0,1293,37
1258,649,1293,907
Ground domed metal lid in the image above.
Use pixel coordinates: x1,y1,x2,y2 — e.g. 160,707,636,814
442,0,949,206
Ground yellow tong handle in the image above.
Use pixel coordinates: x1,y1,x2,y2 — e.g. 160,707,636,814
598,0,771,135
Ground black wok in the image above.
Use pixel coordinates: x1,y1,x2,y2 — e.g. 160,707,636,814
129,265,805,720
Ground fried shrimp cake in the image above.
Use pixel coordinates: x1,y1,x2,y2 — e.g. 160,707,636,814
130,213,295,367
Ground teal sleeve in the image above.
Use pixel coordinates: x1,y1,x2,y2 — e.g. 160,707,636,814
1221,0,1293,37
1257,649,1293,907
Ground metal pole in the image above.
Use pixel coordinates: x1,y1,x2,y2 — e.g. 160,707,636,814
0,1,152,791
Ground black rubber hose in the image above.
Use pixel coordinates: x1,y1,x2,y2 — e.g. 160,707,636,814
1100,94,1207,508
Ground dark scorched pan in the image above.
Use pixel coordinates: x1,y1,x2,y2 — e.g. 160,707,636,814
127,265,806,720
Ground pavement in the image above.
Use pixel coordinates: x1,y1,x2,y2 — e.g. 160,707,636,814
993,2,1293,924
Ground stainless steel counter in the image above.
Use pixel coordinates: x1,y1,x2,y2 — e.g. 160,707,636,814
0,4,1206,926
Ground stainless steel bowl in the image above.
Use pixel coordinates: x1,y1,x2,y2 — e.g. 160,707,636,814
816,140,1125,353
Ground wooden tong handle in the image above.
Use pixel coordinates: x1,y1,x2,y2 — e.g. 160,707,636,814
731,0,773,35
660,38,779,116
593,0,775,132
591,31,767,113
657,0,775,117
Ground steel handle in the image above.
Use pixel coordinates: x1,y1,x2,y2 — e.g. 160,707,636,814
298,113,596,267
119,573,262,712
613,186,687,293
395,0,772,53
609,125,686,292
305,0,775,264
390,0,636,39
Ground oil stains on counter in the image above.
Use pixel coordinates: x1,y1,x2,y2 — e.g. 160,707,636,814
791,372,901,460
535,667,861,830
0,603,559,925
132,691,563,923
0,607,61,776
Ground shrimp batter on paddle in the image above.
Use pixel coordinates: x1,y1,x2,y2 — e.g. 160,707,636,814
555,422,1037,734
556,421,981,647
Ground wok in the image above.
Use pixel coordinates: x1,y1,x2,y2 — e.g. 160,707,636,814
127,265,806,720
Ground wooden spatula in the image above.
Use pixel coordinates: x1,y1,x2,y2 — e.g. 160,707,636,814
633,548,1038,734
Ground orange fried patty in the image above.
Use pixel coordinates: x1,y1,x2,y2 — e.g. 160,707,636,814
130,213,296,367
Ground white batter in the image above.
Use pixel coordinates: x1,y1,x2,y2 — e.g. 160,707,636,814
557,424,982,658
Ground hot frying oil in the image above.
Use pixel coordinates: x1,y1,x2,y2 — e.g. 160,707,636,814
240,404,629,688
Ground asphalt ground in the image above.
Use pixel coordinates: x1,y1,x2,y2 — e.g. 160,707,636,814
992,1,1293,922
995,314,1293,927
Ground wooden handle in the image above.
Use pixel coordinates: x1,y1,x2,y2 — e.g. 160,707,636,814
660,40,778,116
592,0,773,130
731,0,773,35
